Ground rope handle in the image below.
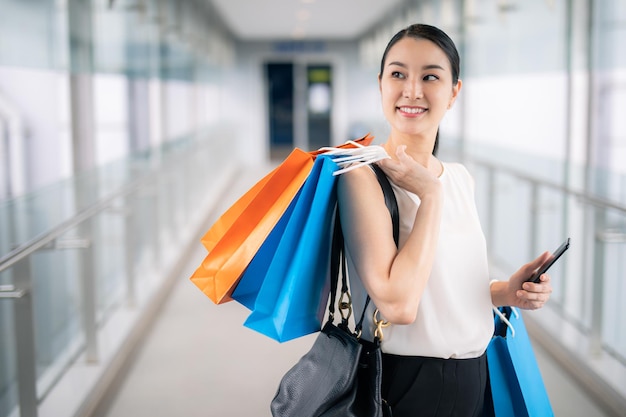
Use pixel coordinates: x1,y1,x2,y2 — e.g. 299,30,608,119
492,306,518,338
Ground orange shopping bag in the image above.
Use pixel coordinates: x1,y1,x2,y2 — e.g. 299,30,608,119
190,135,374,305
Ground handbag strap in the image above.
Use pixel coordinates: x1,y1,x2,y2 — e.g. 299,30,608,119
354,164,400,334
329,164,399,333
328,204,344,323
370,164,399,245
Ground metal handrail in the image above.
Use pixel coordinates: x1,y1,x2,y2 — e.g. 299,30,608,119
469,152,626,368
0,177,145,277
468,156,626,214
0,167,154,417
7,152,620,275
0,133,214,417
466,154,626,415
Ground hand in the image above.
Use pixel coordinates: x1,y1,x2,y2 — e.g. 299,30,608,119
377,145,441,199
506,252,553,310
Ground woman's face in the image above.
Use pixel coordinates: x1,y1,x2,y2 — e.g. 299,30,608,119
379,37,461,139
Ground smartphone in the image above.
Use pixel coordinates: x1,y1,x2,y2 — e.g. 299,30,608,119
527,238,570,283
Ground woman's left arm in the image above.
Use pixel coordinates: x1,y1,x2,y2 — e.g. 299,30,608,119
490,252,554,309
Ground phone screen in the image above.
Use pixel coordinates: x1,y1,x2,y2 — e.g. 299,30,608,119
527,238,571,283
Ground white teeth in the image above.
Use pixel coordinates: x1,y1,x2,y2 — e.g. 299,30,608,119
399,107,425,114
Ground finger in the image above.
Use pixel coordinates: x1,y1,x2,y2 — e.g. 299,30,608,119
519,286,552,300
376,158,401,175
538,273,551,284
522,280,552,293
516,291,550,310
523,252,552,280
530,251,551,269
396,146,420,168
395,144,408,160
526,300,547,310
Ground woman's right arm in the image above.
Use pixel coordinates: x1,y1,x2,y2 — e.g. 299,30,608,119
337,147,443,324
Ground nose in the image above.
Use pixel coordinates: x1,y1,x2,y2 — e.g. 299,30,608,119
403,79,423,100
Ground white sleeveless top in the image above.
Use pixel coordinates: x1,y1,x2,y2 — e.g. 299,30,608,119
347,162,494,359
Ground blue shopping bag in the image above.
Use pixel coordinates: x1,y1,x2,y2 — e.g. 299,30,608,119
242,155,338,342
232,188,302,310
484,307,554,417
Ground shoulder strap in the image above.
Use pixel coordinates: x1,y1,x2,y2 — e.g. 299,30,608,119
370,164,399,246
328,205,344,323
355,165,399,331
329,164,400,331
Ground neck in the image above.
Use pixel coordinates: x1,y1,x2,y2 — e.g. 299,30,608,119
383,132,436,167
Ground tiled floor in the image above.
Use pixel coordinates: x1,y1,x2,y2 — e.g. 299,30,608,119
93,167,614,417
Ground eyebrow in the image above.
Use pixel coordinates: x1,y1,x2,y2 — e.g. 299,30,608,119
387,62,446,71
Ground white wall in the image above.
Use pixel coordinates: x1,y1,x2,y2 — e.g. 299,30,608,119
0,67,72,194
94,74,128,166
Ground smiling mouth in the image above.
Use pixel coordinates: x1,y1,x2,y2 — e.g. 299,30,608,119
398,106,426,114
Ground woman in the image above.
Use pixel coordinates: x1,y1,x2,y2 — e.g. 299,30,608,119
337,24,553,416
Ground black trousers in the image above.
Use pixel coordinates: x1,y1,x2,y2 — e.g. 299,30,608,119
381,352,487,417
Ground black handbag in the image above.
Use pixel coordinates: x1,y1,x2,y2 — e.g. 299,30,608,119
270,165,397,417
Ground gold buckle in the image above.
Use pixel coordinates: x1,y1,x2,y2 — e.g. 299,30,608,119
373,309,390,341
339,291,352,321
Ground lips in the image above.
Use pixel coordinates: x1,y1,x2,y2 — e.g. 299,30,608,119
397,106,426,115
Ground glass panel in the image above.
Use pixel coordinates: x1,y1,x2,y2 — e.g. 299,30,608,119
31,233,83,390
592,0,626,204
0,130,230,416
464,0,567,75
94,205,128,321
0,0,68,69
591,0,626,363
0,269,17,417
461,0,569,186
601,209,626,362
490,174,532,272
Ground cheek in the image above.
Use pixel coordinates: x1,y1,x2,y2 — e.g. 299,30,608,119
432,89,454,109
382,82,403,99
380,87,397,109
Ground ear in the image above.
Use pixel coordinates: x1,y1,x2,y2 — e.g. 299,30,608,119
448,79,462,109
378,73,382,93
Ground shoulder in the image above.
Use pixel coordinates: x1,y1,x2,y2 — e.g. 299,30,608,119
337,165,389,214
441,162,476,191
337,164,380,194
442,161,470,175
442,162,473,181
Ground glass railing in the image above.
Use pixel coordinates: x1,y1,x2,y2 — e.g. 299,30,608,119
439,144,626,415
0,129,232,417
2,134,624,416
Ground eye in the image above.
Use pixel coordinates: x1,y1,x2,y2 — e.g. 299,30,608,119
423,74,439,81
391,71,406,79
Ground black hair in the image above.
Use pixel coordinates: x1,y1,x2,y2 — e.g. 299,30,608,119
379,24,461,156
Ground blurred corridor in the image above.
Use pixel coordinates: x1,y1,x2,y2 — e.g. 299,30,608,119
1,1,625,416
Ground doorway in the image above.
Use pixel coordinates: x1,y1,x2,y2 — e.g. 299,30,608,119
265,61,333,159
306,64,332,150
266,63,294,160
